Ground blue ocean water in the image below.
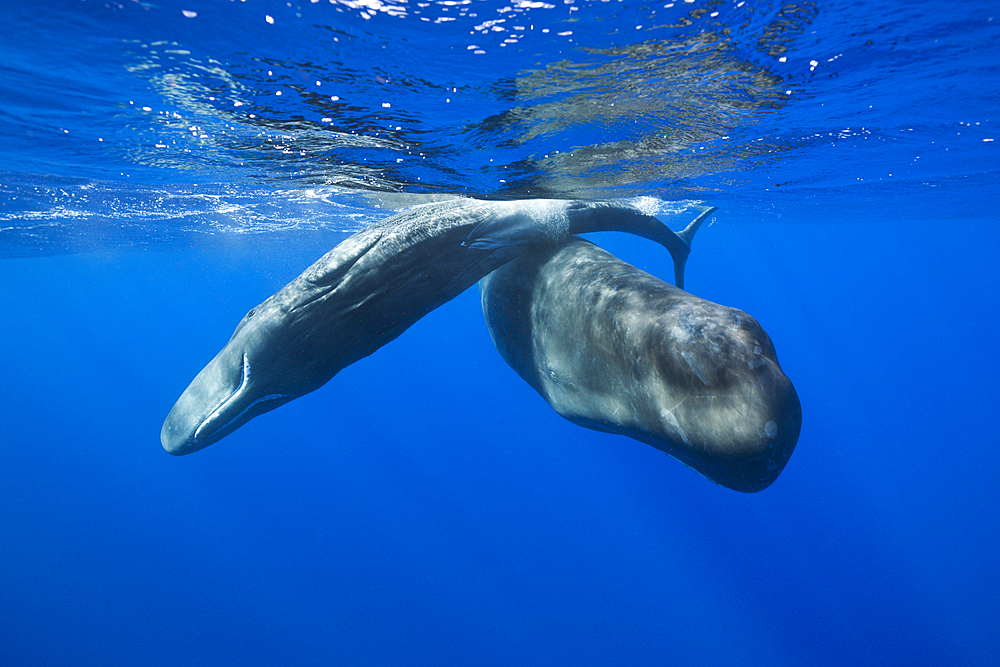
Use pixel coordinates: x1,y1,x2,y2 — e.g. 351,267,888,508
1,0,998,665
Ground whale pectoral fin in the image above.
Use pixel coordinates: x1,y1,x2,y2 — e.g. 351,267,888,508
463,220,541,252
462,233,521,251
463,200,571,255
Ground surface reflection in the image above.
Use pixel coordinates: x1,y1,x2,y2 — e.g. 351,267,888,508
116,0,817,197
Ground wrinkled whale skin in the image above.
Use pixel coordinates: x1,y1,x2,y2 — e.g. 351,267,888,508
480,237,801,492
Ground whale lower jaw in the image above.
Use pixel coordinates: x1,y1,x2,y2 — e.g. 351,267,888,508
161,353,287,456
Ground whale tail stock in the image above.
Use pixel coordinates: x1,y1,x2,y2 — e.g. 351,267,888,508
564,201,718,290
462,199,717,290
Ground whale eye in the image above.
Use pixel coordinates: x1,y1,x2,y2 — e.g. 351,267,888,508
246,308,256,319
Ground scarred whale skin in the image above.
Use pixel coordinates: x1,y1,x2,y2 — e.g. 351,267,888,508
479,237,801,492
161,197,700,455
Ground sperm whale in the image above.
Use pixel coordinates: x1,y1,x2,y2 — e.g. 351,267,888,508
161,197,704,455
479,235,801,492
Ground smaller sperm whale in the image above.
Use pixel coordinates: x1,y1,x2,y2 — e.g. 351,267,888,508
479,235,801,492
162,197,705,455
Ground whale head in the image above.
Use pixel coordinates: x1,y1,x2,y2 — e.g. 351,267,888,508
160,285,343,455
161,299,300,455
161,231,391,455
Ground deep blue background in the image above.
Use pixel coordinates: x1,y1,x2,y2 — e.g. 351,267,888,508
1,1,998,665
3,218,997,665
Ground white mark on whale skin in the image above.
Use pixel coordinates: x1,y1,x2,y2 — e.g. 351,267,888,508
195,354,253,442
748,344,767,369
194,354,286,443
660,408,692,446
680,350,710,385
764,420,778,438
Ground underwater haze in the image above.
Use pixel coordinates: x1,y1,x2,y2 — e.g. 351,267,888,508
1,1,998,665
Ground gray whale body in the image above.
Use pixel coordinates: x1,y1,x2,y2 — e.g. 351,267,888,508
479,236,801,492
162,198,701,455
